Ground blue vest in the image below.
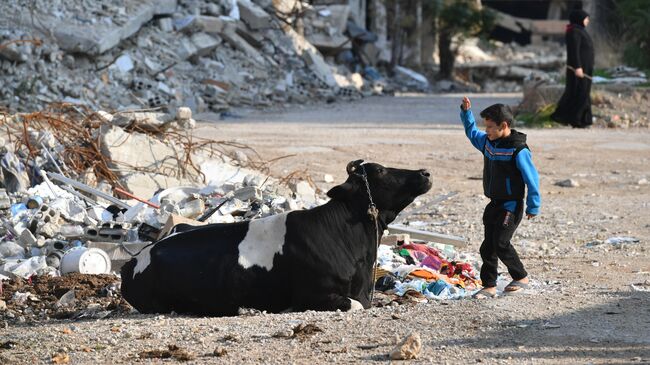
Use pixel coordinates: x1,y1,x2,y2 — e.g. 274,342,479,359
482,132,528,200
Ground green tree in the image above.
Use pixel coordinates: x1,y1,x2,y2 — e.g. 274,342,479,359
426,0,495,79
617,0,650,69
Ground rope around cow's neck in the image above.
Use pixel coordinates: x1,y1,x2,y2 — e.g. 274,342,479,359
359,165,380,306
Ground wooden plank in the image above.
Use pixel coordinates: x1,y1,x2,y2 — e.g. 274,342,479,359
387,224,467,248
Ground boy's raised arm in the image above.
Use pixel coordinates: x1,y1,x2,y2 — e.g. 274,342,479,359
460,97,487,151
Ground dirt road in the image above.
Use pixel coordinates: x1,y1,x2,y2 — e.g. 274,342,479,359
2,94,649,364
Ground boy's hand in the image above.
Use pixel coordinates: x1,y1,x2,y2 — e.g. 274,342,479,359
461,96,471,111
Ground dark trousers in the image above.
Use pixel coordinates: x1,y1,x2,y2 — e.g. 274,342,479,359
479,200,528,288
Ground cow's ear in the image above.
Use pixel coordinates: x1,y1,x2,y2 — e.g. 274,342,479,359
327,182,357,200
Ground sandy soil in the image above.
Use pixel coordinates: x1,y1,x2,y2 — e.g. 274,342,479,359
1,94,649,364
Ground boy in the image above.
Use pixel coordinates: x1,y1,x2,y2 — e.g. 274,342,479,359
460,96,541,298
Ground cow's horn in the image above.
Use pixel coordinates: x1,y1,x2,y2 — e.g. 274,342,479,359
346,159,364,175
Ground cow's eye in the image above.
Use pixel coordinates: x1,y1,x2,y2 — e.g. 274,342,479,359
376,168,385,175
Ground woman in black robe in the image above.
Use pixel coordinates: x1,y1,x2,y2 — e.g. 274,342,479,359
551,9,595,128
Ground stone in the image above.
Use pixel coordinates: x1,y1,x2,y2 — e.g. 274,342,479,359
233,186,263,201
350,73,364,90
178,199,205,219
37,223,60,239
237,0,272,30
157,17,174,32
389,332,422,360
191,32,221,57
18,229,38,248
113,54,134,73
293,181,316,206
176,107,192,120
0,189,10,209
555,179,580,188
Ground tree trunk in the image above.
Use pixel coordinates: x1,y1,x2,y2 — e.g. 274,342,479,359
390,1,401,68
415,0,422,68
438,28,454,79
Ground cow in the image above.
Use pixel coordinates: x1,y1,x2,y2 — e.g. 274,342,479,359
120,160,431,316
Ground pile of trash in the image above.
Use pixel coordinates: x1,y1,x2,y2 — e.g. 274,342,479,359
0,0,412,114
372,235,481,305
0,102,334,321
0,104,324,284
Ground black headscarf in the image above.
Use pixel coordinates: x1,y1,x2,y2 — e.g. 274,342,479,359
569,9,589,26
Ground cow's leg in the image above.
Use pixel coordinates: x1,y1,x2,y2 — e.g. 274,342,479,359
348,298,364,311
293,292,361,312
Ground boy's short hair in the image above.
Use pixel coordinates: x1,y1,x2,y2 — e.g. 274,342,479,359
480,104,513,127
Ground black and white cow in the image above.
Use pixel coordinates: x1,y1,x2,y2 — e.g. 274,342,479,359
120,160,431,316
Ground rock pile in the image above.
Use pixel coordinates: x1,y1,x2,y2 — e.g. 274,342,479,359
0,0,394,113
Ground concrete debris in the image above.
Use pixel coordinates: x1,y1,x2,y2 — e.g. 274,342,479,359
0,105,341,281
394,66,430,91
237,0,272,30
0,0,421,114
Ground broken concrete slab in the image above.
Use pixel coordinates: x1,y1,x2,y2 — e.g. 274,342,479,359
237,0,273,30
99,125,180,176
221,25,268,65
176,32,221,60
120,173,188,201
111,112,175,129
282,24,337,87
193,15,228,34
3,0,177,55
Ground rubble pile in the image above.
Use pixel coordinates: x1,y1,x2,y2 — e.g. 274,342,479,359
449,39,567,93
0,0,396,114
0,105,325,307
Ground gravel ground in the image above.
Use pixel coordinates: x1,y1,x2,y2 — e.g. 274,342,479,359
1,94,649,364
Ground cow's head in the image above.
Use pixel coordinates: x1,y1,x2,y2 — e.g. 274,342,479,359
327,160,432,224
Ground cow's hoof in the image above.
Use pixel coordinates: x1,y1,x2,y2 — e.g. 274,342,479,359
348,298,364,311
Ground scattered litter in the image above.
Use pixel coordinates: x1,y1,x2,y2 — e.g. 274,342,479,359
542,322,561,329
139,345,196,361
389,332,421,360
586,236,640,248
